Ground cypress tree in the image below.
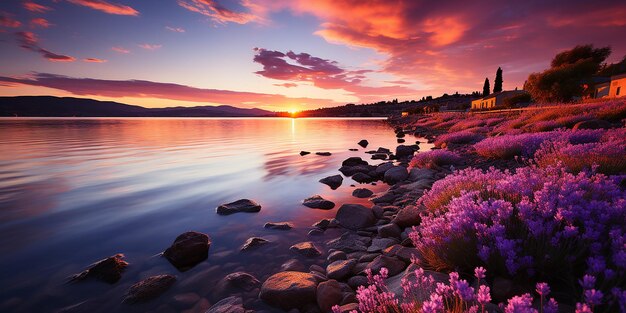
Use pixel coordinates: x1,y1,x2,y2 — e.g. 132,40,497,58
494,67,503,93
483,78,490,97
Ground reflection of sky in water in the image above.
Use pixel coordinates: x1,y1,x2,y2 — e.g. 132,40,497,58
0,118,422,312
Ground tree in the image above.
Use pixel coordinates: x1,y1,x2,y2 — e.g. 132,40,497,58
482,78,490,97
493,67,503,93
525,45,612,102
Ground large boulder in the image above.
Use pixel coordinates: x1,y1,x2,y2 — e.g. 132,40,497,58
317,280,344,312
335,204,375,230
352,188,374,198
163,231,210,271
216,199,261,215
365,255,405,276
384,166,409,185
290,242,323,257
374,162,395,177
319,175,343,190
392,205,422,228
212,272,260,302
302,195,336,210
122,275,176,304
342,157,369,167
205,296,246,313
351,172,375,183
259,271,318,310
326,259,357,280
70,254,128,284
395,145,418,159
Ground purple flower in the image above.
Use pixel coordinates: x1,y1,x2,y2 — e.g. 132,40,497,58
536,282,550,296
475,267,486,280
454,280,475,301
505,294,537,313
544,298,559,313
575,303,593,313
579,274,596,289
477,285,491,304
584,289,603,306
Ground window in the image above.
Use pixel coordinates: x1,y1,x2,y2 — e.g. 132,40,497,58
617,86,621,96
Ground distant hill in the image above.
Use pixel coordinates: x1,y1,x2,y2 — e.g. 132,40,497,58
0,96,274,117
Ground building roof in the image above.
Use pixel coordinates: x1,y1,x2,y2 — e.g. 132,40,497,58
611,73,626,80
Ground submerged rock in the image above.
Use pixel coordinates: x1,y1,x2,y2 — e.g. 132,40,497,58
336,204,375,230
205,296,246,313
163,231,210,270
259,271,318,310
319,175,343,190
290,242,323,257
302,195,336,210
264,222,294,230
70,254,128,284
241,237,270,251
122,275,176,304
212,272,260,301
352,188,373,198
216,199,261,215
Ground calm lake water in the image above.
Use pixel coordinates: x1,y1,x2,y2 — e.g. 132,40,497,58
0,118,423,312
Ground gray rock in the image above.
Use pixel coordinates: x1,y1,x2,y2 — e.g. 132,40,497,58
122,275,176,304
408,168,435,182
347,276,368,289
392,205,422,228
342,157,368,167
326,232,371,252
310,264,326,274
259,271,318,310
281,259,306,272
164,231,210,270
319,175,343,190
351,172,375,183
339,165,371,177
205,296,245,313
290,242,323,257
317,280,344,312
70,254,128,284
365,255,405,276
374,162,395,177
395,145,417,159
352,188,373,198
371,153,387,160
308,229,324,236
303,195,336,210
327,251,347,263
336,204,375,230
212,272,260,302
378,224,401,238
358,253,379,263
264,222,293,230
370,191,398,204
241,237,270,251
217,199,261,215
384,166,409,185
326,259,357,280
367,238,398,252
313,219,331,229
394,247,421,263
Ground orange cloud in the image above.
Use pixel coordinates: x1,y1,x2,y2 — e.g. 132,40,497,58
111,46,130,53
178,0,266,25
1,12,22,28
23,2,53,13
83,58,107,63
138,43,162,50
0,73,340,109
16,31,75,62
30,18,53,28
67,0,139,16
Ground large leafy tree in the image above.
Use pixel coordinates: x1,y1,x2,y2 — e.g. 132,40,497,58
482,78,490,97
525,45,611,102
493,67,503,93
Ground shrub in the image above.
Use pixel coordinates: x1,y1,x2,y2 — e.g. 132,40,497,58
503,93,532,108
411,164,625,307
448,120,486,133
410,150,462,169
434,131,485,147
534,139,626,175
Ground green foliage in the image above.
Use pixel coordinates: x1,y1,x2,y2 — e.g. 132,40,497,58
494,67,503,93
483,78,490,97
503,93,531,108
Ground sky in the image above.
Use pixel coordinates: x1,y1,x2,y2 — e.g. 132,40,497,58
0,0,625,111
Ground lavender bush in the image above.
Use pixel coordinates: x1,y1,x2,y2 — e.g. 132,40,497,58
434,131,485,147
410,150,463,169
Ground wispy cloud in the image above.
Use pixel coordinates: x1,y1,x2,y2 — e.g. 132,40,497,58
111,46,130,53
274,82,297,88
1,12,22,28
0,73,339,109
67,0,139,16
138,43,162,50
83,58,107,63
178,0,265,25
165,26,185,33
23,1,53,13
16,31,75,62
30,18,53,28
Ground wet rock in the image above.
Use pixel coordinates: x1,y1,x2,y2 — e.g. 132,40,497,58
217,199,261,215
358,253,379,263
351,172,374,183
366,255,405,276
172,293,200,309
241,237,270,251
352,188,373,198
316,152,332,156
367,238,398,252
70,254,128,284
212,272,261,302
308,229,324,236
122,275,176,304
339,165,371,177
313,219,331,229
264,222,293,230
347,276,368,289
376,147,390,153
408,168,435,182
259,272,318,310
326,232,371,252
384,166,409,185
395,145,417,159
370,191,398,204
310,264,326,274
397,138,405,143
357,140,369,148
372,205,384,219
392,205,422,228
336,204,375,230
335,303,359,313
394,246,421,263
317,280,344,312
572,119,612,130
319,175,343,190
206,296,246,313
300,151,311,156
378,224,401,239
326,259,357,280
342,157,368,167
281,259,306,272
327,250,347,263
290,242,323,257
164,231,210,270
303,195,336,210
371,153,387,160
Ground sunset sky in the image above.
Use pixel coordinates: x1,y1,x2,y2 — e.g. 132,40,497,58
1,0,625,111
